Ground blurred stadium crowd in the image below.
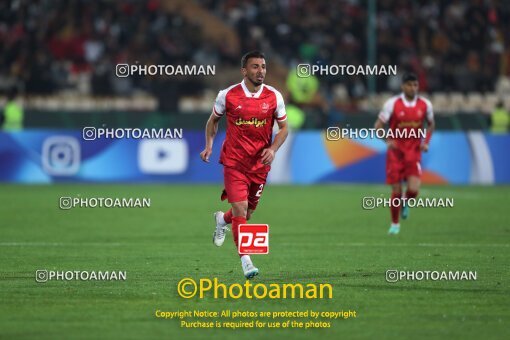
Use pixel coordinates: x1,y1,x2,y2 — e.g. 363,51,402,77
203,0,509,93
0,0,209,100
0,0,509,115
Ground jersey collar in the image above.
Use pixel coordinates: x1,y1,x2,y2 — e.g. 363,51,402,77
241,79,264,98
400,93,417,107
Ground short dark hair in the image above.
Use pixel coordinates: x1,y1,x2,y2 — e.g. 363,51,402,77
402,72,418,83
241,50,265,68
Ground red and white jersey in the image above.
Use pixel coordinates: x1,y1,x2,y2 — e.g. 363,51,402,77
213,80,287,173
378,93,433,151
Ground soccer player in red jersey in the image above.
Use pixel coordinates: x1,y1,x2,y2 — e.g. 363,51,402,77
200,51,288,278
374,73,435,235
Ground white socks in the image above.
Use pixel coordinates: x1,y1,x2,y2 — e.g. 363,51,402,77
218,212,226,226
241,255,252,265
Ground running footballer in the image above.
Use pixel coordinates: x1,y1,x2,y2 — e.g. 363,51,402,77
374,72,435,235
200,51,288,278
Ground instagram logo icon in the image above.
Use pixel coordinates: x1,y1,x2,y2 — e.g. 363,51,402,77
41,136,81,176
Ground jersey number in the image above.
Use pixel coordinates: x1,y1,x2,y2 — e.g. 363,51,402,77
255,184,264,197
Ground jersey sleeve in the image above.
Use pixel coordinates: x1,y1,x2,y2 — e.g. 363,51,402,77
378,97,397,123
273,90,287,122
213,89,227,117
423,97,434,121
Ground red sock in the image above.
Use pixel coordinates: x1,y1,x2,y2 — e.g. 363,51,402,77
406,190,418,199
232,216,246,257
223,209,233,224
390,192,401,224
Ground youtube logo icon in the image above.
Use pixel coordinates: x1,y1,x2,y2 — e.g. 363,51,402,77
138,139,188,174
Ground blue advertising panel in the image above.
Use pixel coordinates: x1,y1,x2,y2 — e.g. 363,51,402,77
0,130,509,184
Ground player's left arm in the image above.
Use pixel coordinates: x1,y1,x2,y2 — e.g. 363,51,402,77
421,117,434,152
260,90,289,165
421,99,435,152
260,119,288,165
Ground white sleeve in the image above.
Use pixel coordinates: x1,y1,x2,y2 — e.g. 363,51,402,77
378,97,397,123
424,97,434,121
274,90,287,121
213,89,227,117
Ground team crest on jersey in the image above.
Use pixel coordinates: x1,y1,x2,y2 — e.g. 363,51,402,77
417,109,423,117
260,102,270,113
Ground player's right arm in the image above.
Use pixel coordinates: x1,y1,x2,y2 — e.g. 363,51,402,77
374,118,395,149
200,112,221,162
374,97,397,149
200,89,227,162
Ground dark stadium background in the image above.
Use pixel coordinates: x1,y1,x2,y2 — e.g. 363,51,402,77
2,0,509,128
0,1,509,339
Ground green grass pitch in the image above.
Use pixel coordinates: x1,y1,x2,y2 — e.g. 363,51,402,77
0,184,509,339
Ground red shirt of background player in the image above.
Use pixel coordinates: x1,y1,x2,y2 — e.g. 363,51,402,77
378,93,434,163
213,79,287,174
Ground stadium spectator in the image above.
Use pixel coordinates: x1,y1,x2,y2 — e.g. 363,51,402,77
1,87,24,130
490,100,509,133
